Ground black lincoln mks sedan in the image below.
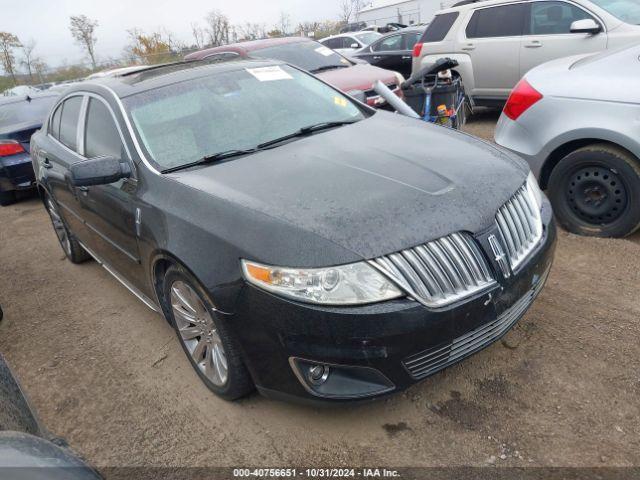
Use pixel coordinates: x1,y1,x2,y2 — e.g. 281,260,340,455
31,59,556,404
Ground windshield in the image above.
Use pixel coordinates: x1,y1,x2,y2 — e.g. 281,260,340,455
125,64,368,171
589,0,640,24
255,41,352,73
354,32,382,45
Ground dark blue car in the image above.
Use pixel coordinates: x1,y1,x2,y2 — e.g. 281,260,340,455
0,92,58,206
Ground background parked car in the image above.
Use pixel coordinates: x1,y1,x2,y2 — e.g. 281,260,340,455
320,31,382,56
495,43,640,237
355,26,426,78
0,92,58,206
412,0,640,106
361,22,409,34
184,37,405,108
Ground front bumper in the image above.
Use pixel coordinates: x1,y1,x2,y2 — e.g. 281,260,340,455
0,153,36,193
230,199,556,404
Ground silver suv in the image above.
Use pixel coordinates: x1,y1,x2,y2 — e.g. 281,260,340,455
412,0,640,106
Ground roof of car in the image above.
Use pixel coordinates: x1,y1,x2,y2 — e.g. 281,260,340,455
184,37,311,60
66,57,285,99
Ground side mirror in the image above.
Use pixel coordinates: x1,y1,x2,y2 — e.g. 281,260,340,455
350,43,360,49
570,19,602,34
66,156,131,187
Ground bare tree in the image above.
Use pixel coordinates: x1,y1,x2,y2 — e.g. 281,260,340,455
0,32,21,85
204,9,230,47
277,12,291,36
32,57,47,84
339,0,369,23
237,22,267,41
69,15,99,69
20,38,36,83
191,22,206,49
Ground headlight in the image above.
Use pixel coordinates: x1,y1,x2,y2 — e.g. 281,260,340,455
241,260,403,306
526,171,543,210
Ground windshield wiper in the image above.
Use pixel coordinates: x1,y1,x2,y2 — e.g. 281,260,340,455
310,65,350,74
161,148,258,174
257,120,359,149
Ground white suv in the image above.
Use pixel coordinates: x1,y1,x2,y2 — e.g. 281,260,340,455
411,0,640,106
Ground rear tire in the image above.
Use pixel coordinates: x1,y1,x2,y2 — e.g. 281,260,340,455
43,193,91,263
548,144,640,237
163,265,254,401
0,190,16,206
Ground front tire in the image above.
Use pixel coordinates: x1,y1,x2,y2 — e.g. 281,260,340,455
162,266,254,401
43,193,91,263
548,144,640,237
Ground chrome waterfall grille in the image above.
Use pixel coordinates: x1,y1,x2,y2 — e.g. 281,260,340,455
370,233,495,308
403,264,551,380
495,181,543,271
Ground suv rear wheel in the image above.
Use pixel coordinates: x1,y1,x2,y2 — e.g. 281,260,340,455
548,144,640,237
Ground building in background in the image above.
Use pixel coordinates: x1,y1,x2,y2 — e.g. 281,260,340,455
357,0,457,27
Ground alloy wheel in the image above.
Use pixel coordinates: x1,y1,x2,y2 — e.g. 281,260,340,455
170,280,228,386
46,197,72,256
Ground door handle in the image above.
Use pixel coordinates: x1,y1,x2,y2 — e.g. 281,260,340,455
42,158,53,169
78,186,89,194
525,40,543,48
402,55,411,59
373,56,382,60
461,43,475,51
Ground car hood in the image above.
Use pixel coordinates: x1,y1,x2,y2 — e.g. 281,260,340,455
316,63,400,92
169,111,528,261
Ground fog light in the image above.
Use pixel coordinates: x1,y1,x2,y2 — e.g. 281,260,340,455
307,364,330,385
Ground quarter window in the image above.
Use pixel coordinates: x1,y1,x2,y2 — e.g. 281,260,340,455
420,12,459,43
466,4,527,38
59,96,83,151
84,98,124,159
405,32,422,50
373,34,403,52
50,104,63,140
529,1,594,35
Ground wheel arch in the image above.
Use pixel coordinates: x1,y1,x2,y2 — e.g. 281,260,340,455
539,135,640,190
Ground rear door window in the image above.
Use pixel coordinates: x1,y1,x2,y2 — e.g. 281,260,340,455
466,4,527,38
59,96,83,151
405,31,422,50
529,1,594,34
420,12,459,42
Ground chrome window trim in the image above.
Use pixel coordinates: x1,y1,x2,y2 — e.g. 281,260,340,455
46,89,138,177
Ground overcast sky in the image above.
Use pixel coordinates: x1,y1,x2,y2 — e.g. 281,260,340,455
0,0,343,68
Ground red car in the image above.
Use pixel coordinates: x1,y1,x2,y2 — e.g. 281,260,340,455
184,37,403,108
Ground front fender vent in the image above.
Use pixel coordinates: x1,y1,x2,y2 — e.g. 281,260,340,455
370,232,495,308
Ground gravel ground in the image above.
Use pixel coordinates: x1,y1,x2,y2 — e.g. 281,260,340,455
0,113,639,472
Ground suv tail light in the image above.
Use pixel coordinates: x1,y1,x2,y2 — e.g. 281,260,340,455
412,42,424,58
503,78,543,121
0,140,25,157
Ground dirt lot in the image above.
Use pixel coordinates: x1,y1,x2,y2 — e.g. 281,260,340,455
1,112,639,471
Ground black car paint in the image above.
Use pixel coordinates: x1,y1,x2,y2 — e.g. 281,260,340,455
355,28,424,78
31,59,555,403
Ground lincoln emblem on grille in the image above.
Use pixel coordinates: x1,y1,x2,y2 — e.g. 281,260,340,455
488,234,511,279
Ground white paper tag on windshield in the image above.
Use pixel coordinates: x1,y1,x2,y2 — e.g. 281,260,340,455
246,66,293,82
315,46,334,57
